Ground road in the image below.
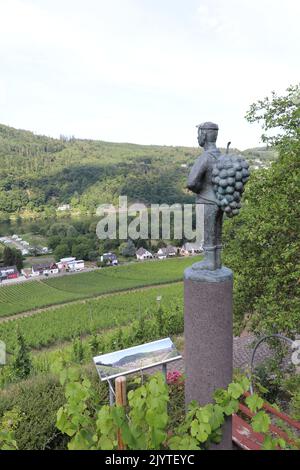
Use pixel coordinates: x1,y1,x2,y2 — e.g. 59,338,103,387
0,266,99,286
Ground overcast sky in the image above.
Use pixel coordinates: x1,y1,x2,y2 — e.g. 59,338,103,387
0,0,299,149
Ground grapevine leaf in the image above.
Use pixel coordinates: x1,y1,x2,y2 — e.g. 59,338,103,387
245,394,264,413
191,419,211,443
169,435,200,450
209,405,225,430
228,382,244,399
151,428,166,448
223,399,239,416
98,436,115,450
277,438,286,449
210,428,223,444
196,407,211,424
251,411,271,433
240,376,250,392
213,388,229,404
262,435,277,450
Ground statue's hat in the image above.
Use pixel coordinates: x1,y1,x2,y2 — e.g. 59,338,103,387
196,122,219,130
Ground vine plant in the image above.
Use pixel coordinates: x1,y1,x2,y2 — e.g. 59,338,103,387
55,367,290,450
0,407,21,450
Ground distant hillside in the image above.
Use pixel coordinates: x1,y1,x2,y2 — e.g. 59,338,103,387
0,124,276,217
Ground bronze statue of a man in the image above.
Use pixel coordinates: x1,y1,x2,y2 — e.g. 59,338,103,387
187,122,223,270
187,122,250,272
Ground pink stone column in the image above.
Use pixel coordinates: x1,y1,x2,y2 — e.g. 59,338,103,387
184,265,233,450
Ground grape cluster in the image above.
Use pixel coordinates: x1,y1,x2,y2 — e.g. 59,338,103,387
212,154,250,218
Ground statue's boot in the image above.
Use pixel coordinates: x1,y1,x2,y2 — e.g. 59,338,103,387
192,246,216,271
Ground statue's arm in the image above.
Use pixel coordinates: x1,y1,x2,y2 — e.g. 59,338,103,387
187,155,208,193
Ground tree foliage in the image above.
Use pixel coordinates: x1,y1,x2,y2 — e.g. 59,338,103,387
245,84,300,145
2,246,23,271
223,84,300,336
11,330,32,380
0,123,275,216
120,239,136,257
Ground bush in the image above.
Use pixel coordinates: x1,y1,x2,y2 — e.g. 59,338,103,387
0,368,108,450
0,374,66,450
223,85,300,335
11,330,32,380
56,367,289,450
283,374,300,420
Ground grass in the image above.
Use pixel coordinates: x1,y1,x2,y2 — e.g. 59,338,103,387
0,256,200,317
0,283,184,351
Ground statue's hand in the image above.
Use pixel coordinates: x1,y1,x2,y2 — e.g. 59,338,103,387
187,180,201,193
187,155,207,194
187,172,202,193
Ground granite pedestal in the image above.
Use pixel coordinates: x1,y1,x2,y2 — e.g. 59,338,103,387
184,264,233,450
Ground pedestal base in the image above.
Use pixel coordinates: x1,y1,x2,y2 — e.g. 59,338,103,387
184,264,233,450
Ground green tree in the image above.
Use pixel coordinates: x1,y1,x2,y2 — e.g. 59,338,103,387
3,246,23,271
71,241,93,260
54,243,70,261
3,246,14,266
66,225,78,237
223,84,300,336
156,240,167,249
120,239,136,257
14,250,23,272
245,83,300,146
49,223,77,238
136,239,149,250
48,235,62,250
11,330,32,380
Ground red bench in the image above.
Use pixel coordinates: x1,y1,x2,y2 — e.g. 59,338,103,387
232,393,300,450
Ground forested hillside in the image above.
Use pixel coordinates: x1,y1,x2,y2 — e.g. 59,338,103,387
0,124,275,217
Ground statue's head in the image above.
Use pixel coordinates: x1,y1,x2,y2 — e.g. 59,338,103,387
197,122,219,147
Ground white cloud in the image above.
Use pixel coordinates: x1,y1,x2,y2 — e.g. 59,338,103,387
0,0,299,148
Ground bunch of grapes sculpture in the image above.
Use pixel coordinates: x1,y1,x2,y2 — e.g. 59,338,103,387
212,155,250,218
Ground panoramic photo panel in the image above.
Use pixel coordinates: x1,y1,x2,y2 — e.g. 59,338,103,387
93,337,182,381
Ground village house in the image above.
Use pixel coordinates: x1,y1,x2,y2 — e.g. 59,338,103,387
136,248,153,261
57,204,71,211
180,242,203,256
31,262,59,276
157,245,177,259
21,268,32,279
57,257,76,270
100,252,118,265
57,257,85,271
0,266,19,281
66,259,85,271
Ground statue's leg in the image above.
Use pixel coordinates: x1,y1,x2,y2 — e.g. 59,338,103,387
192,204,217,271
215,208,224,269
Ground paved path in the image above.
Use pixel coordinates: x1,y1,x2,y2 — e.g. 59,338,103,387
146,335,272,377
